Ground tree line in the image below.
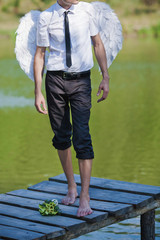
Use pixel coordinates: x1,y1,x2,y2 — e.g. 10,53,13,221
0,0,160,15
0,0,50,15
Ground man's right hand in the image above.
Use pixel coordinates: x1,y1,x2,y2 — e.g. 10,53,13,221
35,92,48,115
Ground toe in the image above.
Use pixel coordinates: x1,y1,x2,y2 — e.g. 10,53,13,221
85,210,89,216
84,209,88,216
88,209,93,215
81,209,86,217
84,208,92,216
85,209,90,216
80,211,84,217
78,209,84,217
77,210,81,217
69,198,75,204
78,210,82,217
62,198,69,205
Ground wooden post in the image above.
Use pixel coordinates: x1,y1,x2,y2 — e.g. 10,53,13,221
141,209,155,240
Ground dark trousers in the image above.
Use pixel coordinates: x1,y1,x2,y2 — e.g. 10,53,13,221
45,70,94,160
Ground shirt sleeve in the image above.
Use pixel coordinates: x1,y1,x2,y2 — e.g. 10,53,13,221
36,12,50,47
89,4,99,37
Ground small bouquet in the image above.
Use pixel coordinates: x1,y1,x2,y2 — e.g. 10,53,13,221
39,199,61,216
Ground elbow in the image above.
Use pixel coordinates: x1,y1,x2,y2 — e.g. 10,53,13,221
34,46,46,61
93,41,104,53
92,34,103,49
93,40,104,52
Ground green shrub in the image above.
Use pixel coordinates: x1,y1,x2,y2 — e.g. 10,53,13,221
151,22,160,37
2,5,9,12
138,23,160,38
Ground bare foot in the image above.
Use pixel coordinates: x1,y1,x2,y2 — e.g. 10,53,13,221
77,193,93,217
61,183,78,205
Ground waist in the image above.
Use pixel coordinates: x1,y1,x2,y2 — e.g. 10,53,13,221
47,70,91,80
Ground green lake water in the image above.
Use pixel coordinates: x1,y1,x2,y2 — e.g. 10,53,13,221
0,37,160,239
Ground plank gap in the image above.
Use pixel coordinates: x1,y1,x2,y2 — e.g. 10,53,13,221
25,188,150,209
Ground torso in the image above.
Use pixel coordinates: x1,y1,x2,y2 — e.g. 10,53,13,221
39,2,98,72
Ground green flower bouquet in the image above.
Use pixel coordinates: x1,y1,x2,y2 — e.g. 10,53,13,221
39,199,62,216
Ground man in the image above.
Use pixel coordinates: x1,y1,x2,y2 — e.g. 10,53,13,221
34,0,109,217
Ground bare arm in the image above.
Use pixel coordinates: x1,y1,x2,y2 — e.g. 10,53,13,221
91,34,110,103
34,46,48,114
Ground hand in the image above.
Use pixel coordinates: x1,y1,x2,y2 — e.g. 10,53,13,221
97,79,109,103
35,92,48,114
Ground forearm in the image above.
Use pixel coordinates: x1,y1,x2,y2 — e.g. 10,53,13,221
92,35,109,81
94,44,109,80
34,47,45,95
92,34,110,102
33,47,48,114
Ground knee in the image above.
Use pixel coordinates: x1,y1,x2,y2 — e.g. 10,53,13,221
72,132,94,159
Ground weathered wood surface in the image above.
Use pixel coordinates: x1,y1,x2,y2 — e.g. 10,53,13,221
28,180,153,208
0,203,85,231
7,189,133,217
0,224,46,240
0,215,64,238
0,174,160,240
50,173,160,199
0,194,108,223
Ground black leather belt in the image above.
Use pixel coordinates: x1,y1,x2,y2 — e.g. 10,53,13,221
48,70,90,80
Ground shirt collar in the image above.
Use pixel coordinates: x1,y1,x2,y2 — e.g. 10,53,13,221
55,1,78,16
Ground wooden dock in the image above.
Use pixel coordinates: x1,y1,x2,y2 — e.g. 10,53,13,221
0,174,160,239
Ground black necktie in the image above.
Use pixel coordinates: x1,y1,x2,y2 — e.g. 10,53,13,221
64,11,72,68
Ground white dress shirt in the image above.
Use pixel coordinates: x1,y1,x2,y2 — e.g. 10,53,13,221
36,1,99,72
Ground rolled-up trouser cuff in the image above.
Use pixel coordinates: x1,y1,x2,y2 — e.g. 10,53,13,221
76,151,94,160
52,140,72,150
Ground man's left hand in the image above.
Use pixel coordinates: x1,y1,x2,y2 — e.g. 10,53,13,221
97,78,109,103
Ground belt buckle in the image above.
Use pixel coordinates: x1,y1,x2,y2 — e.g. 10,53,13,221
62,72,77,80
62,72,67,79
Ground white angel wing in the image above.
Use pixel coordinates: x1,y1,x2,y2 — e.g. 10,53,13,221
15,2,123,81
91,1,123,68
15,10,49,81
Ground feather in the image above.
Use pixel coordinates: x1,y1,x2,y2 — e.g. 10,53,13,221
15,10,49,81
15,1,123,81
91,1,124,68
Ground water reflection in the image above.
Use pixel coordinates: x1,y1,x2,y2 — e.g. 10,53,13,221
0,92,34,108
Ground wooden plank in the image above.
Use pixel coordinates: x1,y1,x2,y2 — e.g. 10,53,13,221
28,180,154,208
49,173,160,199
0,224,46,240
6,189,133,217
0,194,108,223
0,203,86,232
0,215,65,239
7,189,64,203
140,209,155,240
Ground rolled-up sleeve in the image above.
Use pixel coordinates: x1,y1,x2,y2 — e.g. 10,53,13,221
36,12,50,47
89,4,99,37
